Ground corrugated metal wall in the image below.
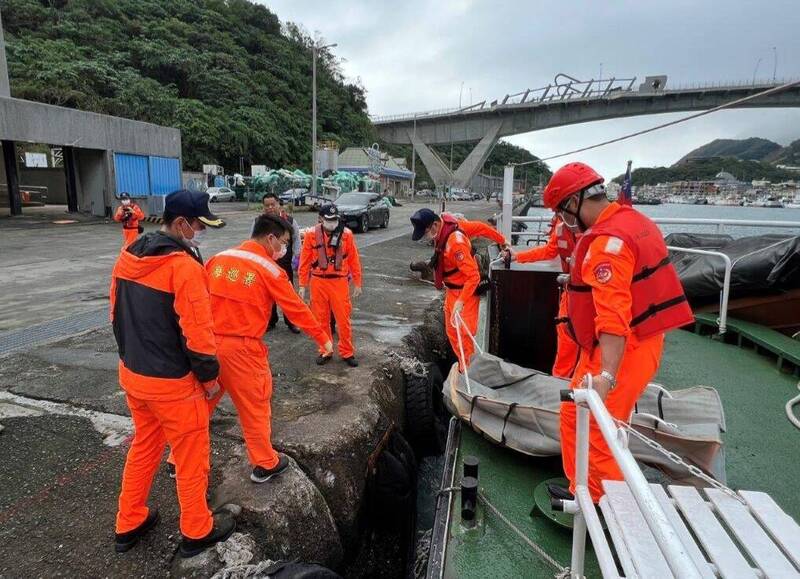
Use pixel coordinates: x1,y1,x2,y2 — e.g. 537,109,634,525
114,153,181,197
114,153,149,197
149,156,181,195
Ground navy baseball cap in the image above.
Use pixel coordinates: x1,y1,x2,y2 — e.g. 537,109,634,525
164,189,224,228
319,204,339,219
119,192,130,200
410,208,438,241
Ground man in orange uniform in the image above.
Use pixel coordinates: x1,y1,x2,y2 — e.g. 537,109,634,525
298,205,362,367
111,189,235,558
542,163,694,503
206,214,333,482
113,192,145,247
455,216,509,247
410,209,482,371
507,217,580,378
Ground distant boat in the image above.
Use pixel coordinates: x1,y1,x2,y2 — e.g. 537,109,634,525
632,196,662,205
758,196,784,208
693,197,708,205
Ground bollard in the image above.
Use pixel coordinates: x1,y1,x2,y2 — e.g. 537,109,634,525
463,455,479,480
461,476,478,528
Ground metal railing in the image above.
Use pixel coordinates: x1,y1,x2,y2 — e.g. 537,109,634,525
667,247,732,335
562,380,703,579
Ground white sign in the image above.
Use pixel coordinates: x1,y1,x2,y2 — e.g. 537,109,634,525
251,165,268,176
202,164,222,175
25,152,48,168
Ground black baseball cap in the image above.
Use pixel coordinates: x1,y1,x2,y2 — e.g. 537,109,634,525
165,189,225,228
119,192,130,200
319,204,339,219
410,208,438,241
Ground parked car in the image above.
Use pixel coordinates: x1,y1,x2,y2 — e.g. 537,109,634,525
279,188,309,206
415,189,435,198
470,192,483,200
448,189,473,201
206,186,236,202
334,192,390,233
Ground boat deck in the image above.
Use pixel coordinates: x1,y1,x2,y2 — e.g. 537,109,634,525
436,329,800,578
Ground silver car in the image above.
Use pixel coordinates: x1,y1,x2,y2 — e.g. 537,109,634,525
206,187,236,202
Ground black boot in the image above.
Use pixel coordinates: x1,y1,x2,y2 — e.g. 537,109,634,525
343,357,359,368
114,509,160,553
285,320,300,334
316,354,332,365
178,512,236,558
546,483,574,501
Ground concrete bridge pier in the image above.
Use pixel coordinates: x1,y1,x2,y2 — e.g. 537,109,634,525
408,119,502,191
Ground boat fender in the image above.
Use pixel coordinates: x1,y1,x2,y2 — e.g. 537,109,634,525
404,364,447,456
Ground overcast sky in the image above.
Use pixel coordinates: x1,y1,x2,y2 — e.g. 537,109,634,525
263,0,800,178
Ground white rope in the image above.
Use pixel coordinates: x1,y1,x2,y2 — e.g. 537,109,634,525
454,310,484,355
452,310,472,396
787,382,800,430
513,79,800,167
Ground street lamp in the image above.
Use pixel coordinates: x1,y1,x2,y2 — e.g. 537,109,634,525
312,41,337,197
772,46,778,82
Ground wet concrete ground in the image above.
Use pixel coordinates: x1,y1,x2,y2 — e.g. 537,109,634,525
0,199,498,577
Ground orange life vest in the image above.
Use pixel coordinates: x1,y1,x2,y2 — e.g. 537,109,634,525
312,224,345,273
566,205,693,350
431,214,462,290
553,218,575,272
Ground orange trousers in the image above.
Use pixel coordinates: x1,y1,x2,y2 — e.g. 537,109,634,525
552,292,580,379
310,276,353,358
122,228,138,248
560,334,664,501
444,289,480,371
212,336,280,469
117,392,213,539
167,336,281,470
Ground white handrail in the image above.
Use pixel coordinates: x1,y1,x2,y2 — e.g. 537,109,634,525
666,246,732,335
565,381,703,579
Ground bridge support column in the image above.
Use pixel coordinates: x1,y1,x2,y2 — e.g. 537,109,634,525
407,130,453,190
407,119,503,191
452,120,502,189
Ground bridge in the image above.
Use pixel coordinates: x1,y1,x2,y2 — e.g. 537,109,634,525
373,74,800,190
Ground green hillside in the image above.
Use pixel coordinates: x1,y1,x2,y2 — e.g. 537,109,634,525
767,139,800,165
616,157,798,185
676,137,782,164
0,0,375,170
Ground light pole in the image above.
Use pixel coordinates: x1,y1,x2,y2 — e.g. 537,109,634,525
772,46,777,82
411,114,417,196
312,41,337,197
752,57,762,84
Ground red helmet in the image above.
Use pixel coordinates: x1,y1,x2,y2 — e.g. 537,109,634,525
543,162,604,210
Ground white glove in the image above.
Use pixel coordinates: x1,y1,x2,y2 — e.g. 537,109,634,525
451,300,464,325
352,286,363,299
299,286,306,300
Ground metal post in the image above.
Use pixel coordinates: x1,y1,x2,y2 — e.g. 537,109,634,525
2,139,21,216
570,401,590,577
501,165,513,241
667,246,731,335
311,45,317,197
411,115,416,196
63,146,79,213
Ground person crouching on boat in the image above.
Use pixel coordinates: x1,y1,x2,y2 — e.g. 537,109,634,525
504,216,579,379
410,208,483,372
543,162,694,502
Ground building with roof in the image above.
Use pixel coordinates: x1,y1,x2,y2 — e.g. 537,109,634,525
337,146,414,195
1,10,182,218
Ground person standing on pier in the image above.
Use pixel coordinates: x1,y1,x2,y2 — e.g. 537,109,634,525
205,214,333,483
257,193,302,334
505,216,579,378
542,162,693,503
298,204,362,367
113,192,145,248
111,189,234,558
410,208,482,372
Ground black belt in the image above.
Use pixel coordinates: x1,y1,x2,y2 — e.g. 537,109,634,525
630,295,688,327
312,273,347,279
444,282,464,290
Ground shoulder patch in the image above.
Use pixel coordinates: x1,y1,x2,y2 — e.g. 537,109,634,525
454,231,465,243
593,261,613,284
604,236,624,255
455,250,465,262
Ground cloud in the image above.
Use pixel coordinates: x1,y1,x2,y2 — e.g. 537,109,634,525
261,0,800,177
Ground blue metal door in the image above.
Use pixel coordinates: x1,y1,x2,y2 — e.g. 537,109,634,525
149,156,181,195
114,153,149,197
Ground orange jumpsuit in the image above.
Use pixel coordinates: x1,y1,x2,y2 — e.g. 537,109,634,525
560,204,665,501
299,226,362,358
113,203,145,247
517,222,580,378
111,234,217,540
205,240,330,469
440,229,481,371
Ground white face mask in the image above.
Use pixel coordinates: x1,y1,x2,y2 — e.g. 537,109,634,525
271,237,288,260
121,199,131,207
322,220,338,232
185,227,206,248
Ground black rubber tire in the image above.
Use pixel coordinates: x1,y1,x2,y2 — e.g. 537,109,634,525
380,212,389,228
359,214,369,233
404,363,447,456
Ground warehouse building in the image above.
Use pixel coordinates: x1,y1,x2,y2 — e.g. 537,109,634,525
0,10,181,219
